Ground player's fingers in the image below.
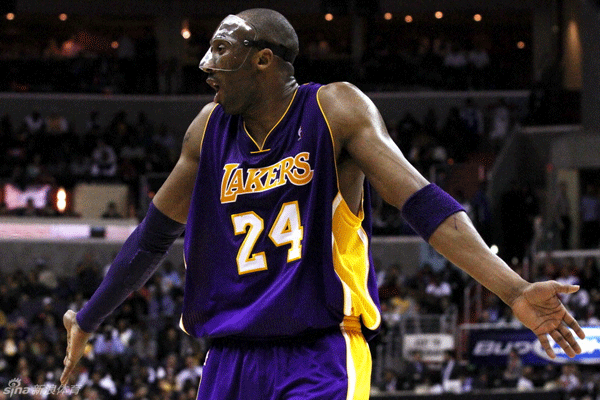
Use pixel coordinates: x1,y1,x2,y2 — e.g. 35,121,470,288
554,283,579,294
537,333,555,359
558,323,581,355
564,311,586,339
550,329,575,358
60,362,73,385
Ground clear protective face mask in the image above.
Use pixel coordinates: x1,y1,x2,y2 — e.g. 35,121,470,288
198,15,257,73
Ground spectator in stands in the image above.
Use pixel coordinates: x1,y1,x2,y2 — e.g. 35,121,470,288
470,182,492,245
378,368,400,392
580,183,600,249
133,330,158,364
45,111,69,136
160,261,183,293
440,350,459,391
23,110,45,136
105,110,134,151
502,348,523,387
76,251,103,298
453,189,473,220
395,112,421,155
442,106,469,162
378,265,402,304
488,98,511,153
36,259,58,293
69,154,91,179
90,138,118,178
101,202,123,219
580,257,599,299
175,355,203,392
94,325,126,357
459,98,485,153
467,43,490,90
516,365,535,391
558,364,582,395
117,29,137,94
400,350,432,391
444,43,468,90
17,198,39,217
480,294,503,323
552,181,572,250
157,327,181,362
424,272,452,314
500,181,529,262
472,367,491,390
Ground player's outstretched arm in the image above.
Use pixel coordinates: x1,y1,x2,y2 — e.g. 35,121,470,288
318,82,584,358
61,103,215,385
428,212,585,358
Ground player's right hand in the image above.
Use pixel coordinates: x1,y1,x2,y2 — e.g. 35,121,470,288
61,310,92,385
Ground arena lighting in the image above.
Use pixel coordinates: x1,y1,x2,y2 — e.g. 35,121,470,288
490,244,499,255
517,41,526,49
435,11,443,19
56,188,67,213
474,14,482,22
404,15,413,23
59,13,68,21
384,12,392,20
111,41,119,49
325,13,334,21
6,12,15,20
181,19,191,39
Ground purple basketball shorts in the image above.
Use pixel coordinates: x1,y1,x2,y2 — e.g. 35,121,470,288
196,321,371,400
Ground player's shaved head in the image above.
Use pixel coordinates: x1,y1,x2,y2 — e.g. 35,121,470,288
236,8,299,63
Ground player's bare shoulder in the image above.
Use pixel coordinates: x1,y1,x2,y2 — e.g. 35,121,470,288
181,102,219,159
317,82,380,144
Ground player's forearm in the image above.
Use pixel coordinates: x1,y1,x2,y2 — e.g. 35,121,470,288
428,211,529,306
76,203,185,332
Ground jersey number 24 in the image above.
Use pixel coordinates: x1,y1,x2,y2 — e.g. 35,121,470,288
231,201,303,274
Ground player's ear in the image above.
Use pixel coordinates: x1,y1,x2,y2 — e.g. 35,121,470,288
256,48,274,70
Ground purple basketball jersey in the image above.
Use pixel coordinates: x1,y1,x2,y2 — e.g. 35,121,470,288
181,83,381,340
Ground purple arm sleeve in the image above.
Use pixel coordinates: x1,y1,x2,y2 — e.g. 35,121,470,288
76,203,185,332
401,183,465,242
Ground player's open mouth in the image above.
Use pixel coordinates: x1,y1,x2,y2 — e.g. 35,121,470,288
206,77,220,92
206,77,221,102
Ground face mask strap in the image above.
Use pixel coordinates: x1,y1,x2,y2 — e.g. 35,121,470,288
243,39,296,64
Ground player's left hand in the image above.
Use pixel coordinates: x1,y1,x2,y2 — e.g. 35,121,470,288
61,310,92,385
510,280,585,358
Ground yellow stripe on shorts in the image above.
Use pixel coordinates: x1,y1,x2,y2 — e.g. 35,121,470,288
341,317,371,400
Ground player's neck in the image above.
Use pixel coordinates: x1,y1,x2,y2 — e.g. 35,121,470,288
243,80,298,145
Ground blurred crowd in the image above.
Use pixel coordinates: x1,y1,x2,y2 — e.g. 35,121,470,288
0,109,179,217
1,92,513,221
0,16,528,95
0,246,598,399
373,255,600,398
0,255,203,400
370,97,513,239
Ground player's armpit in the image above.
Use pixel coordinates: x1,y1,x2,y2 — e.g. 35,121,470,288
152,102,218,223
317,82,428,209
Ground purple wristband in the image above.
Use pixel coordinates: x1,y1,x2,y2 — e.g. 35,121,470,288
76,203,185,332
401,183,465,242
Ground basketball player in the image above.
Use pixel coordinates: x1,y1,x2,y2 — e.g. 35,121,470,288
62,9,585,399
